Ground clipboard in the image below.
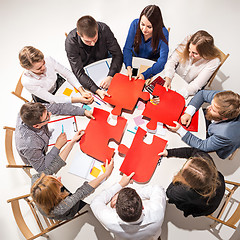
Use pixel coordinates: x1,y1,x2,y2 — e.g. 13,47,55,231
85,60,110,86
48,116,78,146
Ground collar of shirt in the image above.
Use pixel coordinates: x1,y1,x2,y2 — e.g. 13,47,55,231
25,70,46,80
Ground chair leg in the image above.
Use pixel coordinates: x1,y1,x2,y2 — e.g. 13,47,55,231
210,221,219,228
23,168,32,178
229,148,239,160
42,233,49,239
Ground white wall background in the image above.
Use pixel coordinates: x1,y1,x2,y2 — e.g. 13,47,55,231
1,1,240,240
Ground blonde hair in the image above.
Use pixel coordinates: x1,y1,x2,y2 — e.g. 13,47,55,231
214,91,240,120
179,30,221,64
19,46,44,69
31,173,69,215
173,156,220,201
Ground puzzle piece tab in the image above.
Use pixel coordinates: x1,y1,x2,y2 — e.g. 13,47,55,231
118,127,168,183
142,84,185,131
103,73,150,116
80,108,127,163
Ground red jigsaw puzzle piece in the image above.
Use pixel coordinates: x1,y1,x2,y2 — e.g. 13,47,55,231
142,84,185,131
103,73,150,116
118,127,168,183
80,108,127,162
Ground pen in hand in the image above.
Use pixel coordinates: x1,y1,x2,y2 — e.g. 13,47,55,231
62,124,64,133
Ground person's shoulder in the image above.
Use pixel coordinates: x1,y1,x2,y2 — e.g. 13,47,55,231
68,28,77,36
130,18,139,27
65,28,78,43
208,57,221,65
44,56,55,64
98,21,110,30
132,18,139,24
162,26,168,34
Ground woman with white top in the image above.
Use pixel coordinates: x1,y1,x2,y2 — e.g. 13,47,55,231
163,30,221,99
19,46,94,104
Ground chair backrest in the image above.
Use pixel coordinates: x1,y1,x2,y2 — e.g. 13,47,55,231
3,126,32,178
207,48,229,88
7,194,88,240
11,73,30,103
207,180,240,229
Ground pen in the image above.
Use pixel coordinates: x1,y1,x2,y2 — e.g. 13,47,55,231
127,129,136,134
93,94,107,105
94,100,101,105
158,156,163,166
62,124,64,133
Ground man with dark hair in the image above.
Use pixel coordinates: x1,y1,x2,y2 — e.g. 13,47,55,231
167,90,240,159
116,187,143,223
15,102,94,172
65,15,123,99
91,173,166,240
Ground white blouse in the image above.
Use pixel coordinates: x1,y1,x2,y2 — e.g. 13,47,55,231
164,35,220,98
21,56,81,103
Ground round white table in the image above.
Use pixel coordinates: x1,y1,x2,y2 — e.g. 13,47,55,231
55,57,206,203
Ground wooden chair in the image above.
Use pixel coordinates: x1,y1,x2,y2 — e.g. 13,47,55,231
3,126,32,178
207,180,240,229
228,148,239,160
207,48,229,88
7,193,88,240
11,73,30,103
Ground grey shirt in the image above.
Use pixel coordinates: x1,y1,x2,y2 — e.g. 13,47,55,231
31,156,94,221
15,102,85,172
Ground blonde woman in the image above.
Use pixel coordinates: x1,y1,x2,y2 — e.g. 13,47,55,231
19,46,93,104
159,147,225,217
164,30,221,98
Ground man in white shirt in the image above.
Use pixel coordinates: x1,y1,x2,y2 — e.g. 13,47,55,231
19,46,94,104
90,173,166,240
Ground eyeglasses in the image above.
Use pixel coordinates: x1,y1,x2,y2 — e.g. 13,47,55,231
38,111,50,124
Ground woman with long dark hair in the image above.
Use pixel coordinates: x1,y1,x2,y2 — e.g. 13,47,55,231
123,5,169,80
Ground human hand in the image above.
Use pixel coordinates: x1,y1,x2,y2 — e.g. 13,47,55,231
135,73,145,80
55,132,67,149
158,149,168,157
119,172,135,187
84,110,95,119
163,77,172,91
71,130,85,142
181,113,192,127
127,66,133,80
100,76,113,89
166,121,181,132
104,158,114,179
81,91,92,98
79,95,94,104
151,97,160,105
96,89,110,99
